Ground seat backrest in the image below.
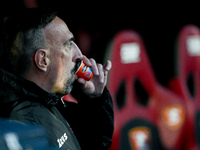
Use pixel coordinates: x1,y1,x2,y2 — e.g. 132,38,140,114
106,30,187,150
107,30,157,97
168,24,200,149
107,30,164,150
170,24,200,100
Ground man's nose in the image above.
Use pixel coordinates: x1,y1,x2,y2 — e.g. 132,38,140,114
72,43,83,61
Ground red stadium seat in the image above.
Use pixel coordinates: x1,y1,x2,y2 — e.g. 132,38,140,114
169,24,200,149
106,30,187,150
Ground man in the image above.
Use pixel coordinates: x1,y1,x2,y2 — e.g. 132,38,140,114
0,8,113,150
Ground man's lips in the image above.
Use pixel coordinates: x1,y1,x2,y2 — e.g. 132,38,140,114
72,59,82,75
75,60,82,73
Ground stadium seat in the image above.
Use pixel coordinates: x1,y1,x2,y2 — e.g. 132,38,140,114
106,30,187,150
168,24,200,149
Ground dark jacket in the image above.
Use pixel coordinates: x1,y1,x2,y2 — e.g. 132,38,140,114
0,68,114,150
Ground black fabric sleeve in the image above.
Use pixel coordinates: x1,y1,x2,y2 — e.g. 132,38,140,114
57,87,114,150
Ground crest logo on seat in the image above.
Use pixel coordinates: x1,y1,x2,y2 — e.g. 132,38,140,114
161,105,185,130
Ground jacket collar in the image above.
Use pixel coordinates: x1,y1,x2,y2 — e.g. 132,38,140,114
0,68,62,106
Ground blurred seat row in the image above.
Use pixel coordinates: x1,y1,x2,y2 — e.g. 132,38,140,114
108,24,200,150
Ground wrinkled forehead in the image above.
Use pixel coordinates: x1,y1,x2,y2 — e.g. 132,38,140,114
42,16,73,43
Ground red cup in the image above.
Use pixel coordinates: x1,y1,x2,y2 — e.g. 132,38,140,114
75,60,93,81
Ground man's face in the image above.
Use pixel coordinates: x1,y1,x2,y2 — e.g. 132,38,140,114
43,17,82,95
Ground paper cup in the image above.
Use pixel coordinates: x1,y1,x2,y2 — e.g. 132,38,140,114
75,60,93,81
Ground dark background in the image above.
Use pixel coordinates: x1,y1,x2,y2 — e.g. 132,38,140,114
1,0,200,87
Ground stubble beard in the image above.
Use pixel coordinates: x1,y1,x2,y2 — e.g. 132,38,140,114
62,61,79,95
64,77,74,95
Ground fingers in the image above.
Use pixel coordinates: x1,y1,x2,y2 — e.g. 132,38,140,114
97,60,112,84
97,64,104,83
90,58,99,76
81,56,112,83
76,57,112,97
82,56,99,75
82,55,92,66
103,60,112,76
103,60,112,71
77,77,86,85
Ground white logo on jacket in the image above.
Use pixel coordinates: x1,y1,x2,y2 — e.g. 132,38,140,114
57,133,68,148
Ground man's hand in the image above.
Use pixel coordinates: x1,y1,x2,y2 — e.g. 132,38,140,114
76,56,112,98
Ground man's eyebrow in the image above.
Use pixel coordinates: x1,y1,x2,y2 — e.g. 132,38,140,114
64,37,75,45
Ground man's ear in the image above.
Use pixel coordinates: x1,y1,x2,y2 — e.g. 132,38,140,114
34,49,50,72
